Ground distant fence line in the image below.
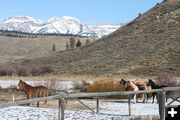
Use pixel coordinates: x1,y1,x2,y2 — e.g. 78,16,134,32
0,87,180,120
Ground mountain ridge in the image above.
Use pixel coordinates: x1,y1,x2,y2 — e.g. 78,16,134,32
0,16,122,38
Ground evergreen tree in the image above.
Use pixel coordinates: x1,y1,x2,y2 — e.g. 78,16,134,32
85,39,90,46
66,42,69,50
76,39,82,47
52,43,56,51
69,37,75,49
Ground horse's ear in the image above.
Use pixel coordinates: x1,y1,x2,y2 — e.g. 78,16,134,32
19,79,23,82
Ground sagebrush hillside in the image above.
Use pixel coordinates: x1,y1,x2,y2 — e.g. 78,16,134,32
17,0,180,76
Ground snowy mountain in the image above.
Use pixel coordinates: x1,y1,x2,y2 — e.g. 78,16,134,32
0,16,122,38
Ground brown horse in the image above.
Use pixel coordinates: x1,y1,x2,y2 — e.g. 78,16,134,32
17,79,49,107
120,79,139,103
133,79,151,102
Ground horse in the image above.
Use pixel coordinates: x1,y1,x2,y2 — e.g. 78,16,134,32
147,79,167,103
120,79,139,103
17,79,49,107
133,79,151,102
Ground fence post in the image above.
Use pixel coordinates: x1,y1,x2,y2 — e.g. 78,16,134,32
128,94,131,116
58,97,65,120
96,97,99,114
158,92,166,120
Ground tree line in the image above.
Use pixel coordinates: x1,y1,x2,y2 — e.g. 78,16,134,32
66,37,91,50
52,37,91,51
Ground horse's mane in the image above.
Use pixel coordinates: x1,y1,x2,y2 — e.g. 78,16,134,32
129,81,139,91
148,79,166,89
20,80,33,88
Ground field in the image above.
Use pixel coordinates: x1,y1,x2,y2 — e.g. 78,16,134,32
0,35,95,63
0,76,180,120
0,100,161,120
0,88,161,120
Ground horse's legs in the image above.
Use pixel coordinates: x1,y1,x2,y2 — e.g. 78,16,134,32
37,102,39,107
43,100,47,105
146,93,149,102
133,94,137,103
136,94,138,103
152,93,155,103
142,94,147,103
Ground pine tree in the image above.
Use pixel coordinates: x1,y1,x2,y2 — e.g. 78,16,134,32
76,39,82,47
85,39,90,46
69,37,75,49
66,42,69,50
52,43,56,51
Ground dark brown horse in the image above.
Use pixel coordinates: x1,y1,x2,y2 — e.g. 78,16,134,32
17,79,49,107
147,79,167,103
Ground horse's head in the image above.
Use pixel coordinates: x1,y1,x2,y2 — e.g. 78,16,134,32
147,79,153,86
120,79,127,85
17,79,26,89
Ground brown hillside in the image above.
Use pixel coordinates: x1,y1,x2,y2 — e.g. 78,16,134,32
0,35,93,63
17,0,180,76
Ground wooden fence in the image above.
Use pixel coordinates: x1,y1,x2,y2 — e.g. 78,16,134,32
0,87,180,120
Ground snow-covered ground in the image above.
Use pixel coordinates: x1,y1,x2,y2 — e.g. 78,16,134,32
0,99,162,120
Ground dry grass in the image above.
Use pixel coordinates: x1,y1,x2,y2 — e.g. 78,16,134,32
0,35,94,63
86,76,123,92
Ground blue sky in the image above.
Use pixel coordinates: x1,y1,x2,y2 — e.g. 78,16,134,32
0,0,163,24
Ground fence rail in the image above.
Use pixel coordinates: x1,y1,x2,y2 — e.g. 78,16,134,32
0,87,180,120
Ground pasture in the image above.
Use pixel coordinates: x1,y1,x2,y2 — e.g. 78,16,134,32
0,76,180,120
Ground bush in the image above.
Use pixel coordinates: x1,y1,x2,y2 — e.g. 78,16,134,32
40,65,53,74
0,64,54,76
30,66,41,76
87,77,123,92
0,65,15,76
16,66,30,76
155,73,177,86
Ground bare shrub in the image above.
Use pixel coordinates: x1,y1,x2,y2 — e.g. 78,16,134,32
0,65,15,76
16,66,30,76
9,85,17,90
45,75,60,90
30,66,41,76
74,80,90,92
155,73,177,86
87,77,123,92
40,65,53,74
